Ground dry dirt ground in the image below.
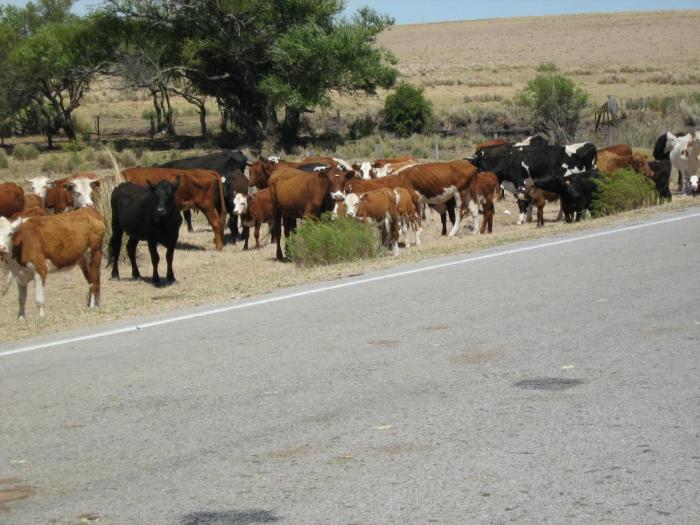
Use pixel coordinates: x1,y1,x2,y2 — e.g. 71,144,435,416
1,192,698,345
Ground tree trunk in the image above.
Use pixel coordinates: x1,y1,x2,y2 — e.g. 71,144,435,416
151,90,163,131
162,88,175,135
198,102,207,137
280,107,301,153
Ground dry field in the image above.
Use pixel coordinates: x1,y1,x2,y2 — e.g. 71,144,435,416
1,193,698,345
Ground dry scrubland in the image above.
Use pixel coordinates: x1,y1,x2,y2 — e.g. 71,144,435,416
1,10,700,342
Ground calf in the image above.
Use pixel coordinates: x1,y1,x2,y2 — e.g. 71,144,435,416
535,170,600,222
599,144,633,157
343,188,400,256
0,183,24,218
25,175,54,206
467,171,499,234
232,189,275,250
0,208,105,319
394,187,422,246
670,132,700,194
524,184,561,227
690,175,699,197
109,178,182,286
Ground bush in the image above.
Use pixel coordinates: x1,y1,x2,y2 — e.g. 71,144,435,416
286,214,381,267
119,149,138,167
60,138,87,153
517,71,588,143
592,169,659,216
13,143,40,161
40,154,65,173
347,113,376,140
0,149,8,169
381,83,433,137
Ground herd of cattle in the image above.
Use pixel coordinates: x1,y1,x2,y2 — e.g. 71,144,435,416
0,130,699,320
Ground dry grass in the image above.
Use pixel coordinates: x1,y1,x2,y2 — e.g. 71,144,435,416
1,189,697,345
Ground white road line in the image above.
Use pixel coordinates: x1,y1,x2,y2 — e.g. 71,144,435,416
2,211,700,358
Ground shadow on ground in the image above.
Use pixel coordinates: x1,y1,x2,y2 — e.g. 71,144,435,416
181,509,279,525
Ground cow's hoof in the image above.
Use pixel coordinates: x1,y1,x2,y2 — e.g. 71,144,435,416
110,275,120,281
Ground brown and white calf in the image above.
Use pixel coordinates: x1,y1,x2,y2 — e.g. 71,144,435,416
524,184,561,227
354,156,418,179
0,208,105,319
467,171,498,234
399,160,478,236
232,189,275,250
343,188,401,256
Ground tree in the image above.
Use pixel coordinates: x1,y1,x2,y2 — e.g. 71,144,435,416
517,66,589,143
381,83,433,137
0,2,117,144
103,0,398,148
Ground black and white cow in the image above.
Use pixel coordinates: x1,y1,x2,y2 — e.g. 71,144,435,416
533,169,601,222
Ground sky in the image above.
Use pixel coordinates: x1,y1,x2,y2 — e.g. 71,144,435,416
1,0,699,23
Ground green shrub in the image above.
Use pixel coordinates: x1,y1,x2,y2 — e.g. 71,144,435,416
0,149,8,169
381,82,433,137
592,169,659,217
40,154,65,173
347,113,376,140
60,138,87,153
119,149,138,167
287,214,381,267
13,143,40,161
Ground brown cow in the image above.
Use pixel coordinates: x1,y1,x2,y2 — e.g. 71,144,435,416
0,183,24,218
232,189,275,250
598,144,633,157
269,166,354,261
343,188,401,256
122,167,227,250
399,160,478,236
0,208,105,319
598,151,653,177
23,193,43,210
475,138,507,152
249,159,301,189
353,156,418,179
33,172,101,213
467,171,498,234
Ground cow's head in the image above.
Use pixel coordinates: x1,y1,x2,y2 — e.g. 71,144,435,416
323,167,355,201
373,163,392,178
232,193,248,215
26,175,55,201
0,217,24,258
147,176,180,219
690,175,699,195
630,153,653,178
343,193,362,218
355,161,374,180
63,176,100,209
248,158,277,189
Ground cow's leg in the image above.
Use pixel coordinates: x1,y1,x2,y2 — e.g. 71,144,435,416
109,230,123,280
516,198,529,225
126,237,141,280
469,197,481,235
390,216,400,256
17,283,28,321
254,224,262,249
272,205,284,261
440,211,447,235
202,208,224,251
481,201,494,234
147,239,161,286
526,202,533,223
183,209,194,233
537,205,545,227
448,192,462,236
228,213,239,243
33,270,47,318
165,241,176,284
242,225,250,251
89,247,102,307
1,263,12,296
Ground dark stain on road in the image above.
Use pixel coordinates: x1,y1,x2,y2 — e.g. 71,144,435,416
423,324,449,331
181,509,279,525
514,377,584,391
0,479,35,512
368,339,399,348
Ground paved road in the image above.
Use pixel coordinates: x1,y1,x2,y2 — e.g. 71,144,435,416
1,210,699,525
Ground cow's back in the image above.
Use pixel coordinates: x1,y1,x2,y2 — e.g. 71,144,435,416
0,183,24,218
16,208,105,268
269,168,325,217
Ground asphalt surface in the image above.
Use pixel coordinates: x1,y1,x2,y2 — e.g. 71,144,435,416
1,210,699,525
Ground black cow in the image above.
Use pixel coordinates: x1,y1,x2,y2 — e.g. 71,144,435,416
161,151,248,241
108,178,182,287
534,170,600,222
649,160,672,202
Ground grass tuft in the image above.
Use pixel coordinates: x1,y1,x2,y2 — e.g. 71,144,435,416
287,214,382,267
592,169,659,216
12,144,40,161
0,149,8,169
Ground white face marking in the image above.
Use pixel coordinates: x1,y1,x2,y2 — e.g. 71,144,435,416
66,177,98,208
0,217,14,257
359,161,372,180
330,191,345,201
233,193,248,215
375,164,391,178
27,176,55,200
267,155,280,163
514,137,531,147
690,175,699,191
564,166,585,177
343,193,361,217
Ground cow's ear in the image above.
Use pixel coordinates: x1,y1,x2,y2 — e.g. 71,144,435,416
173,176,180,191
147,179,156,191
63,182,75,191
90,179,101,188
10,217,27,233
